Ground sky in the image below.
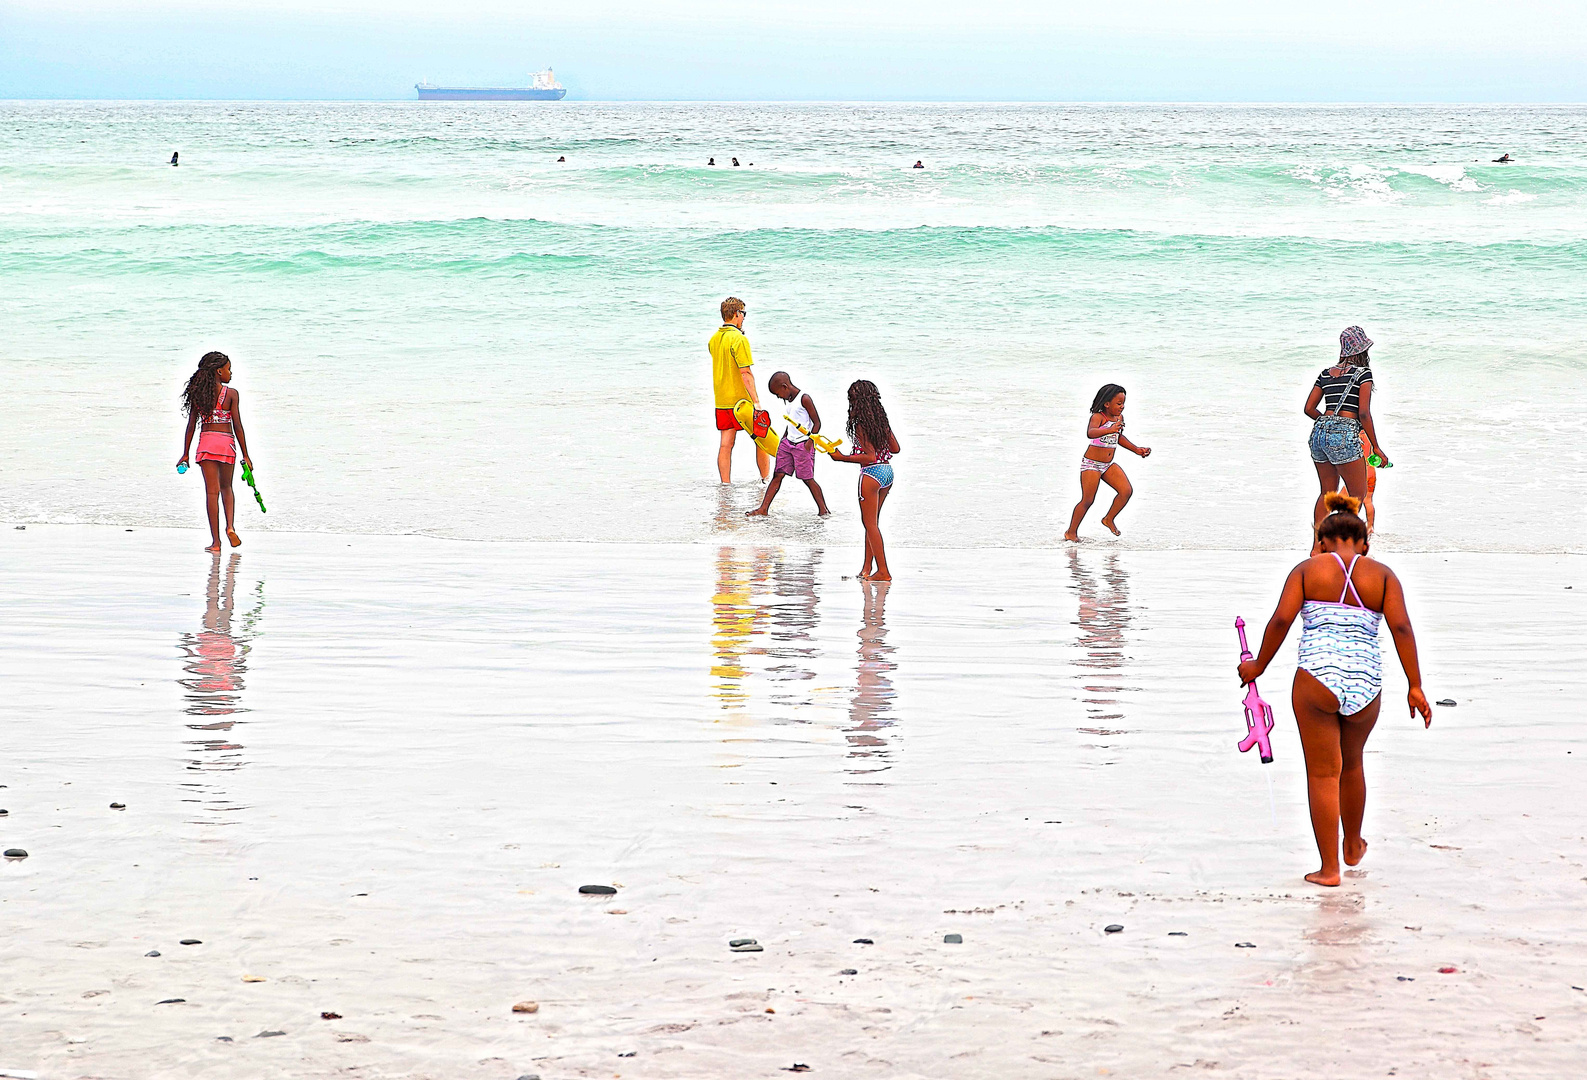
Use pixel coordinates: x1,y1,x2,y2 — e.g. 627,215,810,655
2,0,1585,101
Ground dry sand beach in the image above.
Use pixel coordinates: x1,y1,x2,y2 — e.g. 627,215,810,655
3,526,1583,1079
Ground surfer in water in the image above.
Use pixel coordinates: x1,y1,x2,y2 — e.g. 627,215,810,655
1494,153,1512,163
913,160,924,169
170,151,179,166
732,157,740,167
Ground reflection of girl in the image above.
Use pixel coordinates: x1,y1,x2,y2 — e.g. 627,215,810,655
830,381,901,581
1237,493,1431,887
1305,326,1389,531
178,352,253,552
1064,384,1151,541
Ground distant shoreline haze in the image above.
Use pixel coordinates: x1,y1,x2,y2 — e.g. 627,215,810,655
2,8,1585,101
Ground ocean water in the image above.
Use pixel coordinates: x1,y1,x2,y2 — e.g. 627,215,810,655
2,101,1584,551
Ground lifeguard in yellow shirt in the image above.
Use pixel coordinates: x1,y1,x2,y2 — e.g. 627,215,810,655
708,296,770,483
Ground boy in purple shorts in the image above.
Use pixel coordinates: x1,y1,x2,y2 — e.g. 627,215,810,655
746,371,830,517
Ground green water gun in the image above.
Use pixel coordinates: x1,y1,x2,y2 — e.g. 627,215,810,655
241,459,267,513
1367,453,1393,469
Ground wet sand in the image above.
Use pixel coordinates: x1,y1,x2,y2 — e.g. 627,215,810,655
1,526,1583,1078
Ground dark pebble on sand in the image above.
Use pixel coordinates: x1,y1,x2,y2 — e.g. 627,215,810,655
731,942,764,952
157,998,185,1004
578,884,617,895
110,802,126,809
840,968,858,975
1236,942,1256,948
180,938,202,945
255,1030,286,1038
943,933,962,944
0,809,7,816
1436,699,1456,707
1397,976,1415,981
217,1036,233,1042
729,938,757,947
515,1075,542,1080
1104,924,1124,934
3,848,27,859
321,1011,341,1020
618,1051,636,1057
853,938,873,944
146,950,161,957
1168,931,1188,937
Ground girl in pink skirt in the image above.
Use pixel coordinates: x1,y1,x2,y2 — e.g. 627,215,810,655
178,351,254,552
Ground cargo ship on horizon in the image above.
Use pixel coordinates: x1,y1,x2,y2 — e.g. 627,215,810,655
415,68,566,101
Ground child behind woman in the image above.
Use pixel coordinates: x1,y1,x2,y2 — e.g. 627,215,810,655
830,380,900,581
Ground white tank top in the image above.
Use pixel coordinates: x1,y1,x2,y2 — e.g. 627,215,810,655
782,391,812,444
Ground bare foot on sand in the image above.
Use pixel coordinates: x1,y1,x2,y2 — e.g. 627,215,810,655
1062,531,1079,542
744,508,768,517
1305,869,1342,887
205,542,222,553
869,572,892,581
1100,517,1121,537
1343,837,1368,866
227,529,242,548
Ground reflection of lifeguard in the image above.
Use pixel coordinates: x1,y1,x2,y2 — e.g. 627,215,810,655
710,547,771,709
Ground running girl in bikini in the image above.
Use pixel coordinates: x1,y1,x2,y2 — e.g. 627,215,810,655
1237,492,1432,887
1064,383,1150,541
177,351,254,553
829,380,900,581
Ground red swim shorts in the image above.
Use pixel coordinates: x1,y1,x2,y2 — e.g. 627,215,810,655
715,407,738,431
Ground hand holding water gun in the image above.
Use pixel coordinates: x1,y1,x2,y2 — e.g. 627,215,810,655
241,458,267,513
784,414,843,456
1234,617,1275,764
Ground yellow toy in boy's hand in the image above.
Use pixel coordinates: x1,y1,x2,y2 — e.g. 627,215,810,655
733,398,780,457
784,414,842,456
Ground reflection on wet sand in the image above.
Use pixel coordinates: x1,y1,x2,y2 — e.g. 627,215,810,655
766,548,821,703
1069,548,1135,736
711,545,772,712
176,553,262,824
847,581,896,779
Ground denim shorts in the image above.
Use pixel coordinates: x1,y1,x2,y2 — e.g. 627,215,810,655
1309,416,1363,465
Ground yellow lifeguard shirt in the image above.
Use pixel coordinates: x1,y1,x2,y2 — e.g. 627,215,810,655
708,324,754,408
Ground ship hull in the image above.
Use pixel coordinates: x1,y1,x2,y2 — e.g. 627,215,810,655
416,86,566,101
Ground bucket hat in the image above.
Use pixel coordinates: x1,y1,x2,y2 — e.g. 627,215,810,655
1339,325,1374,358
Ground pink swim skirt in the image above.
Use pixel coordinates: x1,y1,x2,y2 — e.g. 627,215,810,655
196,430,236,464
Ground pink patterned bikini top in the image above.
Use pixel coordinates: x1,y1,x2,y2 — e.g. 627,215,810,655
207,385,232,427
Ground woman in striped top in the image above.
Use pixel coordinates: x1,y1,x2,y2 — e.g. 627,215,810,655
1304,326,1390,532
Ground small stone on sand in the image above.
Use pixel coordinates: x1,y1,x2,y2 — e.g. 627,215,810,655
255,1030,286,1038
3,848,27,859
242,975,265,983
180,939,202,945
853,938,873,944
217,1036,233,1042
110,802,126,809
1104,924,1123,933
943,933,962,944
512,1001,539,1013
156,998,185,1004
0,810,8,816
335,1032,371,1043
732,942,764,952
1236,942,1256,948
578,884,617,895
1439,966,1457,973
618,1051,636,1057
607,908,627,914
785,1066,811,1074
1436,699,1457,707
514,1074,541,1080
145,950,161,957
840,968,858,975
1397,976,1415,981
1168,931,1188,937
729,938,757,947
321,1011,341,1019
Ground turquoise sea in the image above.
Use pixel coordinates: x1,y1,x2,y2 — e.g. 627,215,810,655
2,102,1584,551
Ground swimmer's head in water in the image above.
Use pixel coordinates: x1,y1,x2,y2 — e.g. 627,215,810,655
1089,383,1127,416
1317,491,1370,547
182,351,231,418
720,296,745,323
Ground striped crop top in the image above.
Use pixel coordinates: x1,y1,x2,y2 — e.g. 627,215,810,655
1315,364,1373,414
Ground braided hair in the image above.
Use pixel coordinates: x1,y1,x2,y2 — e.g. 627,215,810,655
845,380,892,452
182,351,230,419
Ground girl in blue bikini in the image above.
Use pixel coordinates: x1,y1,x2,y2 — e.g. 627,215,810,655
830,380,900,581
1238,492,1432,887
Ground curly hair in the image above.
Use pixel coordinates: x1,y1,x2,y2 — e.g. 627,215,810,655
182,351,230,419
1089,383,1126,415
845,379,892,452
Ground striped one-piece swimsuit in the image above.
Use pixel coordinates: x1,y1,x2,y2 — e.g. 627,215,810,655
1296,553,1383,716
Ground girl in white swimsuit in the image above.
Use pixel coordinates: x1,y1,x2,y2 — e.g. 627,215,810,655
1237,492,1433,888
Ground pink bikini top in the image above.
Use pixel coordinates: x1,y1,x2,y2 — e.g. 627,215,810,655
208,385,232,427
1089,415,1121,448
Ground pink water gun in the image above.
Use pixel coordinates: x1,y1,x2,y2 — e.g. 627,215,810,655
1235,617,1275,764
